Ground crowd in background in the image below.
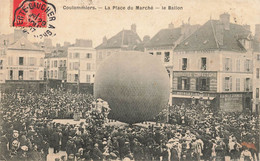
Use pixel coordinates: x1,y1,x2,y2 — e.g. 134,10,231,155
0,89,259,161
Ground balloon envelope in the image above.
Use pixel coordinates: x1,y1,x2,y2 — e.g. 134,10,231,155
94,51,170,124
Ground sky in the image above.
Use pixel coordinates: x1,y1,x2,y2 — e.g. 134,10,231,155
0,0,260,47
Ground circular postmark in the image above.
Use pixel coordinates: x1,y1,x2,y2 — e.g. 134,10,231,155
13,0,57,39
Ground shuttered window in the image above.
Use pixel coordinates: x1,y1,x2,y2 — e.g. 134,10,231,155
236,59,240,72
196,77,210,91
224,77,230,91
229,77,232,91
29,57,35,66
177,77,190,90
245,78,250,91
245,59,250,72
87,63,91,71
224,58,232,71
86,75,91,83
236,78,240,91
177,77,182,90
19,57,24,65
256,68,260,79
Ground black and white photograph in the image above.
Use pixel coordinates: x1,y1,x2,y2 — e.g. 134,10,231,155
0,0,260,160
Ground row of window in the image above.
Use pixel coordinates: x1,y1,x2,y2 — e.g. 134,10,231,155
67,74,93,83
9,70,43,80
48,70,57,79
97,52,112,60
46,70,66,79
149,52,170,62
69,53,93,59
179,57,252,72
256,68,260,79
176,77,251,92
8,57,44,66
46,60,66,68
177,77,210,91
68,63,94,71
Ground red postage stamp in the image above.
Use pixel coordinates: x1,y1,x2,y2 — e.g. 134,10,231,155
12,0,54,28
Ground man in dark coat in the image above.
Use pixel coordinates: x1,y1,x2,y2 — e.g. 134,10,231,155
42,140,49,161
170,144,179,161
0,134,9,160
92,143,103,161
66,139,77,157
53,130,61,153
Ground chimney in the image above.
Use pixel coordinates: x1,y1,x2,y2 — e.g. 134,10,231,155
168,23,174,29
131,24,136,33
143,35,150,43
56,43,61,48
181,23,191,39
103,36,107,44
219,13,230,30
243,25,251,31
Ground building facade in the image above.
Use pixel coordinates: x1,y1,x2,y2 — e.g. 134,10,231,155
172,13,253,112
45,51,67,81
5,37,45,81
67,47,96,84
144,23,200,69
252,24,260,114
0,36,46,92
0,47,7,84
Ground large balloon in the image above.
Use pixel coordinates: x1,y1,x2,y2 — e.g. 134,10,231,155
94,51,170,124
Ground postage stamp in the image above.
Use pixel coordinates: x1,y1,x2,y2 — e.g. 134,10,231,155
12,0,57,39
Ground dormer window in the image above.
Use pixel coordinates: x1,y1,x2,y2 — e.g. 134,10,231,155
239,38,250,50
164,52,170,62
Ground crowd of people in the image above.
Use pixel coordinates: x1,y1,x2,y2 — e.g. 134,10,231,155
0,89,259,161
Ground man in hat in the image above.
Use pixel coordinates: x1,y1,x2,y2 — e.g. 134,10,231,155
170,143,180,161
66,138,77,158
215,138,226,161
161,145,169,161
42,140,49,161
132,140,144,161
240,146,253,161
0,133,9,160
53,129,61,153
92,143,103,161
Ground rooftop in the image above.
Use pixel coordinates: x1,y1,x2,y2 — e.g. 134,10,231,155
144,24,200,48
8,36,43,51
95,29,142,50
45,50,68,58
174,19,251,52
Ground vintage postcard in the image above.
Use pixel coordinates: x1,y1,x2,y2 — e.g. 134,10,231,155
0,0,260,161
